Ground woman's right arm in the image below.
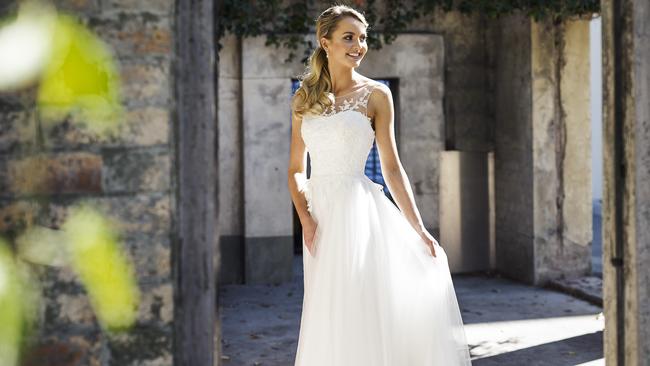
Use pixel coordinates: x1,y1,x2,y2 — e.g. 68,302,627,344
287,104,318,255
287,107,311,224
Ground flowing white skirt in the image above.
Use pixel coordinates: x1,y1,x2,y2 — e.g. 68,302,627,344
294,173,472,366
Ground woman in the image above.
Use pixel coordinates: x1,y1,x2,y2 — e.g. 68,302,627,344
287,5,472,365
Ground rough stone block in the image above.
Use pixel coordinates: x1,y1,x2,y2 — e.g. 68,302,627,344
51,292,97,327
23,331,103,366
123,233,171,282
120,59,171,107
0,108,36,153
0,193,171,239
0,199,41,233
7,152,103,196
36,257,154,324
107,325,172,366
88,13,172,59
101,0,174,16
53,0,101,14
42,106,170,148
136,283,173,326
89,193,171,236
102,148,170,193
37,265,85,293
120,107,170,146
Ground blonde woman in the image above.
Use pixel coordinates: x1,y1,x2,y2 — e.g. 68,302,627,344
288,5,472,365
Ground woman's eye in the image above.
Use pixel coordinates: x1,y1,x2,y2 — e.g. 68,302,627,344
343,35,366,42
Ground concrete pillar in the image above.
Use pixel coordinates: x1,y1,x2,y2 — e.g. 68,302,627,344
601,0,650,364
241,37,305,284
494,14,592,285
217,35,245,285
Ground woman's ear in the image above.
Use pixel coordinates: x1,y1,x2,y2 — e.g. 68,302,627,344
320,37,329,52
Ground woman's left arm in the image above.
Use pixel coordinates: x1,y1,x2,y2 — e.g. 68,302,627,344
369,84,439,255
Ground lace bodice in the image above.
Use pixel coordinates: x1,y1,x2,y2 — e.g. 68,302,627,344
301,81,380,177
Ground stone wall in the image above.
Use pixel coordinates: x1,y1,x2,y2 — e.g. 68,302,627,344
493,13,592,285
0,0,176,364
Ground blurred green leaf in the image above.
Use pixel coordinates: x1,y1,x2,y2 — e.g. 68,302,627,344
62,203,139,332
37,13,124,134
0,241,26,366
16,226,70,267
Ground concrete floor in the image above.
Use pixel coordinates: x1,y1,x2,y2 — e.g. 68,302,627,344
218,256,604,366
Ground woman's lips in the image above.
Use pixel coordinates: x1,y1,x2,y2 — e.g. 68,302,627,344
346,53,362,61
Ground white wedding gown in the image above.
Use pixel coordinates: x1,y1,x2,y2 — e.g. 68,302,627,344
294,81,472,366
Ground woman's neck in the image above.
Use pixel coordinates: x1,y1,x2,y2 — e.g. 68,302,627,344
328,65,360,94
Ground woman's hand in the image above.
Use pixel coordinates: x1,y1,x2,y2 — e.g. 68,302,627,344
302,217,319,256
417,227,439,258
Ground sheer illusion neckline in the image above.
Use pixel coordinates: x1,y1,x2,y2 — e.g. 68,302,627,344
318,81,377,123
330,81,372,99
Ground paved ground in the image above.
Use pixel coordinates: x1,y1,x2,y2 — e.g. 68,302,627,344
218,255,604,366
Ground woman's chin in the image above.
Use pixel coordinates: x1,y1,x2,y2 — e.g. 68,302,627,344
347,59,362,68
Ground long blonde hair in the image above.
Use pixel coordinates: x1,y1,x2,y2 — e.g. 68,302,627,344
292,5,369,118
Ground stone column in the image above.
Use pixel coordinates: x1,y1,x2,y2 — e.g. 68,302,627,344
175,0,219,363
601,0,650,363
494,14,592,285
241,37,304,284
217,35,245,285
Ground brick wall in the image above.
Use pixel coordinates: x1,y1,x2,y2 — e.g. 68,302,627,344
0,0,176,364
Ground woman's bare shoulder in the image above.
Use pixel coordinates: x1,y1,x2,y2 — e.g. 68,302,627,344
369,81,390,95
366,82,392,121
367,81,392,107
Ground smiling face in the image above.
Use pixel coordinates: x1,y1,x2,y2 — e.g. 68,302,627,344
321,16,368,69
